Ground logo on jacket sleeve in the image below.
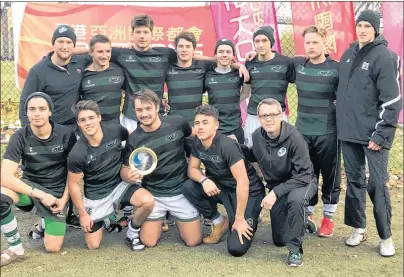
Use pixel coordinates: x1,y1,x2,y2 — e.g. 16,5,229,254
277,147,287,157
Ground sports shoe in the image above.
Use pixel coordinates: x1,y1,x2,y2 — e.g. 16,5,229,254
124,237,145,251
203,216,229,244
287,251,303,267
306,215,317,234
379,237,395,257
66,213,81,229
345,228,368,246
162,223,169,232
318,217,334,237
28,221,44,240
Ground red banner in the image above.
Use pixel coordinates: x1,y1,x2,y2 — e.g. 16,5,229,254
382,2,403,123
291,1,355,61
17,3,217,88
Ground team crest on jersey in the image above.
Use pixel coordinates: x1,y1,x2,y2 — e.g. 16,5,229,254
318,70,332,76
106,139,119,149
87,155,97,164
165,132,179,142
277,147,287,157
210,155,223,163
246,218,254,227
149,57,162,62
52,145,64,153
228,77,240,82
109,77,122,84
271,66,284,72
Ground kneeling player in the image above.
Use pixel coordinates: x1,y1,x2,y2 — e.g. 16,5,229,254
183,105,265,257
68,100,154,251
122,89,202,248
1,92,76,253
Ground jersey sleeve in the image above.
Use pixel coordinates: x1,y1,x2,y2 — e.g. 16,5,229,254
155,47,177,64
244,61,252,85
67,147,85,174
122,134,136,166
65,130,77,153
111,47,125,63
120,125,129,141
3,132,24,163
286,57,296,84
222,139,244,168
190,137,199,158
200,60,216,72
179,117,193,137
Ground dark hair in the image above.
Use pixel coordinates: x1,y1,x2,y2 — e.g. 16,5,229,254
302,25,327,39
174,31,197,49
89,34,111,51
131,14,154,32
133,89,160,108
72,100,101,118
194,105,219,120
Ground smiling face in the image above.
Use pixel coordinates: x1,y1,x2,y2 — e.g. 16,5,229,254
215,44,234,67
27,97,52,128
176,38,195,63
194,114,218,141
134,99,159,127
53,37,74,61
77,109,101,137
356,21,376,46
90,42,111,68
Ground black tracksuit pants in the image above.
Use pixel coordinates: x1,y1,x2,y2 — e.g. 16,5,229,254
270,180,317,254
303,133,341,210
182,181,264,257
341,141,392,239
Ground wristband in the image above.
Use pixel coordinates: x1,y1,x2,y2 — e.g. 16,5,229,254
200,177,209,185
29,187,35,197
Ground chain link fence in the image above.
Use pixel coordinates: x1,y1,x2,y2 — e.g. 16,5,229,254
1,2,402,172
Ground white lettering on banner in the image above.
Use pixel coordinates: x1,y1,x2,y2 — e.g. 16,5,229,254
230,14,253,40
71,24,87,41
235,39,254,62
249,2,262,11
225,2,246,12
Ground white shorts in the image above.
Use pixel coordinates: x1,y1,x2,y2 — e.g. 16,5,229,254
121,115,138,134
243,113,289,147
84,181,132,222
147,194,199,222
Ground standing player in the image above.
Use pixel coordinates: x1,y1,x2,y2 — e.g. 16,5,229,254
337,10,401,256
205,39,251,143
2,92,77,253
68,100,154,251
242,26,295,148
121,89,202,248
292,26,341,237
80,35,125,124
19,25,92,227
183,105,265,257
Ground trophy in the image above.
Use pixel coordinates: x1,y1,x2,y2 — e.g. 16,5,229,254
129,147,158,182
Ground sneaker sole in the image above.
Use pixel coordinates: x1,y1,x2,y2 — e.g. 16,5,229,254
345,233,368,247
124,238,145,252
380,252,395,257
288,262,304,267
318,232,334,238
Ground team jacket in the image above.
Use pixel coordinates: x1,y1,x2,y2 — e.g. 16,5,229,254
243,122,315,198
336,36,402,149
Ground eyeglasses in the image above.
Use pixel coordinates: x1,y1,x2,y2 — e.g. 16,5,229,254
258,112,281,120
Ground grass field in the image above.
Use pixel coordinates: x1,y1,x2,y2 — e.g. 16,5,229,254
1,191,403,277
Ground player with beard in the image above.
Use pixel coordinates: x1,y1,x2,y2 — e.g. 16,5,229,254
291,26,341,237
2,93,76,254
19,25,92,228
67,100,154,251
183,105,265,257
121,89,202,248
205,39,251,143
80,35,125,125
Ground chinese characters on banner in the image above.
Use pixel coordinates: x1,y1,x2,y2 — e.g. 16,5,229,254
382,2,403,123
210,2,282,123
17,3,217,88
291,1,355,61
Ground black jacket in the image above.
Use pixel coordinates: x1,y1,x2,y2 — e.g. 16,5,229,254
337,36,402,149
243,122,315,198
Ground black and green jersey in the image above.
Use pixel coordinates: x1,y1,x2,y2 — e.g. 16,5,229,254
191,131,263,195
292,56,338,135
205,69,243,133
80,63,125,124
245,52,295,115
68,123,129,200
3,122,77,197
111,47,177,120
166,60,215,124
123,115,192,197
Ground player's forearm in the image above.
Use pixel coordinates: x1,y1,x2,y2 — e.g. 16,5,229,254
120,166,133,184
61,184,70,202
188,167,206,183
1,175,44,199
193,55,215,61
68,182,86,216
235,179,249,219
